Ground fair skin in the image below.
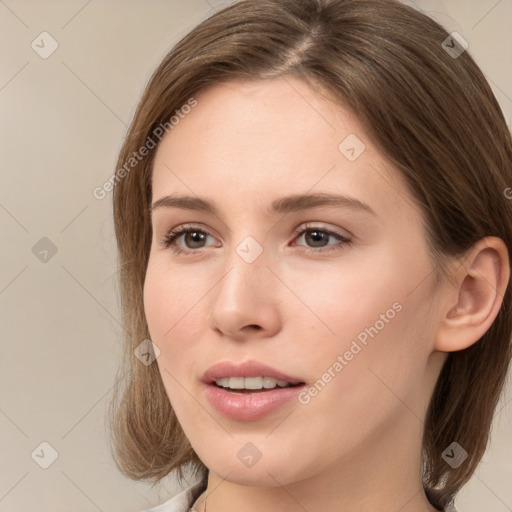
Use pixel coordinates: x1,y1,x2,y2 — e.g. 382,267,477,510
143,76,509,512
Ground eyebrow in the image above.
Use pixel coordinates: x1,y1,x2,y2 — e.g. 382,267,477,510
150,192,377,217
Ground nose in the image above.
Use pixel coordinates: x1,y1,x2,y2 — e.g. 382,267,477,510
207,247,282,341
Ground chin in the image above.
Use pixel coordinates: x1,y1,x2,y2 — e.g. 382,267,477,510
198,447,302,487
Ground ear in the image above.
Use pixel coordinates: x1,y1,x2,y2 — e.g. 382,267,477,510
434,236,510,352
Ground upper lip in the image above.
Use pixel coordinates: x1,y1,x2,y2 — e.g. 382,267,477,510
202,360,305,385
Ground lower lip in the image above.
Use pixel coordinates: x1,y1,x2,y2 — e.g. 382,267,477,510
203,383,306,421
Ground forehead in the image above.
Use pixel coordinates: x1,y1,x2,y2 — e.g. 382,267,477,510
151,77,417,222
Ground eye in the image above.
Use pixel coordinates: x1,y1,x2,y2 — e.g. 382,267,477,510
160,224,218,255
291,223,352,253
160,222,352,255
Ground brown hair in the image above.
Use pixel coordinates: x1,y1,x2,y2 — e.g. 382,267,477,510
108,0,512,509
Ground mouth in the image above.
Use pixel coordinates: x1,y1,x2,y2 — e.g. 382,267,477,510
201,360,307,420
204,380,307,421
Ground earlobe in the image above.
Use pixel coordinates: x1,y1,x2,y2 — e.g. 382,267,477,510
434,236,510,353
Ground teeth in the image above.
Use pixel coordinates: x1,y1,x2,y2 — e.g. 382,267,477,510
214,376,294,390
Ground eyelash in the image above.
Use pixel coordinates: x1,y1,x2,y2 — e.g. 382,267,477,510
160,223,352,256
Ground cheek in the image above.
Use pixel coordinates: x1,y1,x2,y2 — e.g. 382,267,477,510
143,259,205,341
143,267,171,344
143,261,207,409
143,261,203,386
282,248,406,350
286,246,432,396
293,295,430,451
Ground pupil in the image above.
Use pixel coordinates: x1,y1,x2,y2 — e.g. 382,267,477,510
306,230,328,247
185,231,205,248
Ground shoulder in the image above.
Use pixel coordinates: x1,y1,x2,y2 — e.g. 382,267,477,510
140,480,206,512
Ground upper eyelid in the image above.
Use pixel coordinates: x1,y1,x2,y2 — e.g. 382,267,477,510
168,223,219,240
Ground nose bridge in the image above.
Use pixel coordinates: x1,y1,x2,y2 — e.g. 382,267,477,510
207,233,280,337
215,236,269,309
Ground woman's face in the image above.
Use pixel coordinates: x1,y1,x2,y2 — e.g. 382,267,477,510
144,77,449,487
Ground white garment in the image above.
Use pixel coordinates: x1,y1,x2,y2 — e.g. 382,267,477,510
142,480,459,512
142,480,206,512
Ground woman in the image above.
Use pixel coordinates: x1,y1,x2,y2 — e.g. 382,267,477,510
108,1,512,511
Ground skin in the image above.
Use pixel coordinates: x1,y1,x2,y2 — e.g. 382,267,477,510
143,76,509,512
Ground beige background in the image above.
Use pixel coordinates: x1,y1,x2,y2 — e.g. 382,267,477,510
0,1,511,511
